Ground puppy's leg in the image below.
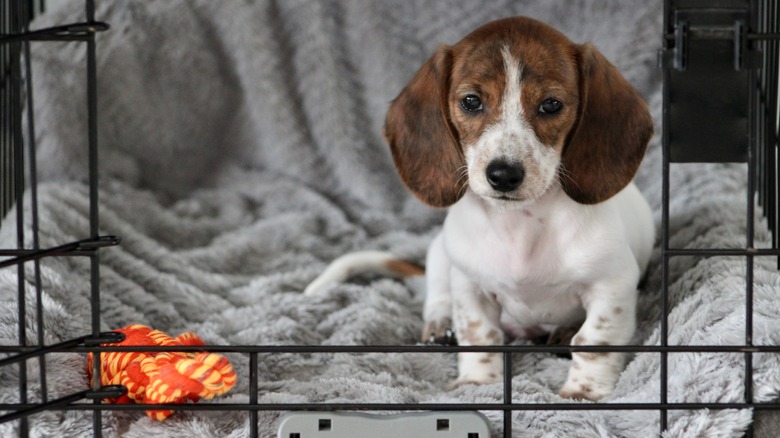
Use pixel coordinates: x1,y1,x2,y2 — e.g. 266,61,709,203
559,281,637,401
449,267,504,387
422,234,455,344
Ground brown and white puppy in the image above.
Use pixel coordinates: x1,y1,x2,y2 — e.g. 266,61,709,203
305,16,654,401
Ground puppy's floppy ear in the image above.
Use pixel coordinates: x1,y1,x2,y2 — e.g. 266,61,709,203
384,45,464,208
561,44,653,204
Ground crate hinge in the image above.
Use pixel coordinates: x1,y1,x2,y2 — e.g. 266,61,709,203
658,16,765,72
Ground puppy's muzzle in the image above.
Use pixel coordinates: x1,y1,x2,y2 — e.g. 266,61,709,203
486,160,525,193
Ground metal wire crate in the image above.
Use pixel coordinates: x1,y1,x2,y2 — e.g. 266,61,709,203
0,1,778,437
657,0,780,435
0,0,118,435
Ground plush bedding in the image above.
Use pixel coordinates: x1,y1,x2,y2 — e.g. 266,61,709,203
1,1,779,436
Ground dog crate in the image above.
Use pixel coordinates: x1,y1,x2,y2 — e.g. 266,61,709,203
0,0,121,435
0,0,778,437
657,1,780,436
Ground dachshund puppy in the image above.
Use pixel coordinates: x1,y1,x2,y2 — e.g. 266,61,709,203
306,16,654,401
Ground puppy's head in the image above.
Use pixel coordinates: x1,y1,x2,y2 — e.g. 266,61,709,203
384,17,653,208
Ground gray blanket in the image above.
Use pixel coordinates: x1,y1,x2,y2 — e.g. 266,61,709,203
1,1,779,436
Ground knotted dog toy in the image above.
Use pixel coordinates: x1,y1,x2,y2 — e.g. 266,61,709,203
86,324,236,421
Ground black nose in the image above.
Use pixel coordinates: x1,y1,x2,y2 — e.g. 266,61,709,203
486,160,525,192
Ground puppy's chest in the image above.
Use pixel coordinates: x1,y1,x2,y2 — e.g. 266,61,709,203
443,203,585,324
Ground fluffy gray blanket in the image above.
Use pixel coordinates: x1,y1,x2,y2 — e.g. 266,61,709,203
1,1,779,436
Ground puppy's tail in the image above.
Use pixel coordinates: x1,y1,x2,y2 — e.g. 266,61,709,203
304,251,424,296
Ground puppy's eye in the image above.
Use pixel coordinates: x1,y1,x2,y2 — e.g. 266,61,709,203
460,94,483,113
539,98,562,114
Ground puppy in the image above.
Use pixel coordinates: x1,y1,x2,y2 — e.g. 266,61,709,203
305,16,654,401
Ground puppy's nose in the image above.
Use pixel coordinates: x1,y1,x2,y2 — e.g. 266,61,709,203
486,160,524,192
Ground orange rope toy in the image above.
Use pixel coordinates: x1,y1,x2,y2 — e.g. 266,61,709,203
86,324,237,421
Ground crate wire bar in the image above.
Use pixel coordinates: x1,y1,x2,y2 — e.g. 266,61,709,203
0,0,118,436
660,0,780,436
0,1,778,437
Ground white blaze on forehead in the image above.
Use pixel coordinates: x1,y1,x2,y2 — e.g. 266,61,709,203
500,45,524,129
485,44,539,160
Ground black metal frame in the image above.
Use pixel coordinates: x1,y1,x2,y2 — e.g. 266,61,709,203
0,1,778,437
0,0,118,436
658,0,780,435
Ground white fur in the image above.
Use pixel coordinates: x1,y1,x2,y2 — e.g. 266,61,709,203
436,182,653,398
303,251,400,296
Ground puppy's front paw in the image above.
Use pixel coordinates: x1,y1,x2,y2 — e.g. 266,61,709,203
559,347,626,401
422,317,457,345
558,374,613,401
447,373,502,391
448,352,504,390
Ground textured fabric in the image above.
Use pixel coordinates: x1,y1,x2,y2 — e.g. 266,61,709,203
1,1,778,436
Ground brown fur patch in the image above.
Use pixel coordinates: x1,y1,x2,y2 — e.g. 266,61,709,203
577,352,597,361
479,354,497,364
447,39,507,148
515,39,579,149
384,259,425,277
560,43,653,204
461,326,502,346
486,329,502,343
594,316,612,331
590,341,612,358
384,46,463,208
